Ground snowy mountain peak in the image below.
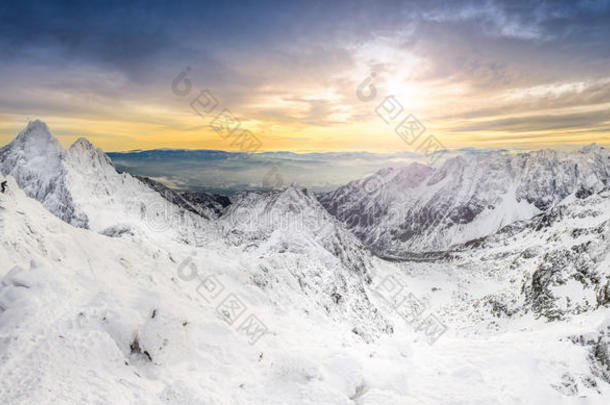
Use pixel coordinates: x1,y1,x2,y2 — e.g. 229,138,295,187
220,187,390,340
405,161,432,171
396,161,435,183
70,137,96,152
439,155,468,172
579,143,604,154
9,119,63,156
272,184,313,207
68,137,114,170
375,167,396,177
0,120,88,227
21,119,53,137
321,146,610,254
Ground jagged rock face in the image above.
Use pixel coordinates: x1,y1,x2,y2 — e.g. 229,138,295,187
523,217,610,320
0,121,88,227
180,191,230,217
320,146,610,255
514,147,608,210
454,188,610,322
568,317,610,388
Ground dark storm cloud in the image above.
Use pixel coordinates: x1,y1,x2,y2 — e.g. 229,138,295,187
406,0,610,89
4,0,605,81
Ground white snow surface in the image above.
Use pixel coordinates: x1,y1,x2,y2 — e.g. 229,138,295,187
0,121,610,404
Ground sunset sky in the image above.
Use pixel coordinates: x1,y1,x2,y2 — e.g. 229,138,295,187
1,0,609,152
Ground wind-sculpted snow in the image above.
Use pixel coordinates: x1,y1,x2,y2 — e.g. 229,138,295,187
320,146,610,255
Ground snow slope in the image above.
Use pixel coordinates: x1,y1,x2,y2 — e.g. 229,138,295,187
2,175,610,403
1,121,610,403
366,186,610,399
0,175,389,404
451,186,610,324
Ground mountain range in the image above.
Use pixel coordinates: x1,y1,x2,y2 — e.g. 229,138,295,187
1,120,609,403
320,145,609,255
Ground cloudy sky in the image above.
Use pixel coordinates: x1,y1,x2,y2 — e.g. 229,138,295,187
1,0,609,152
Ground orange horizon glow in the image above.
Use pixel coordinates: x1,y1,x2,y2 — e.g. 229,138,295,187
2,4,609,154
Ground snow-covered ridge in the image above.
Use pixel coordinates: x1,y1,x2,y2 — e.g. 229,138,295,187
136,175,228,220
0,120,392,341
0,120,88,227
320,145,610,254
219,185,391,340
0,120,215,244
